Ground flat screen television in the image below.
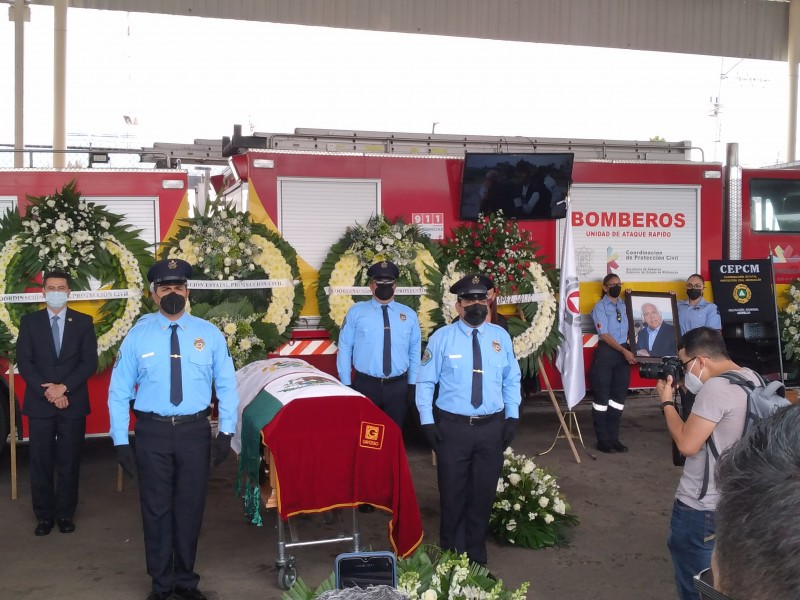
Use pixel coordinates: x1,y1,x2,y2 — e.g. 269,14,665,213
459,152,575,220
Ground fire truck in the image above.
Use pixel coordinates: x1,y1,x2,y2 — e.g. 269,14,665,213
212,127,800,389
0,166,189,446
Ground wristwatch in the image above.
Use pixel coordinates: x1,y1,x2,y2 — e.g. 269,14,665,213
660,401,677,414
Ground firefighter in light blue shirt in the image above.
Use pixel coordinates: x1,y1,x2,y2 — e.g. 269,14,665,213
337,260,421,430
415,274,521,567
588,273,637,454
677,273,721,336
108,258,239,600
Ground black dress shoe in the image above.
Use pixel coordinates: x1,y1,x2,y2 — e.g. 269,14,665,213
612,440,629,453
57,518,75,533
35,519,55,536
596,442,618,454
145,593,173,600
172,586,208,600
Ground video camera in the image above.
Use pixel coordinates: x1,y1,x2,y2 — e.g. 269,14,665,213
638,356,684,384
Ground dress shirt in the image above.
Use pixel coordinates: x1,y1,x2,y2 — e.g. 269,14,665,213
646,324,662,351
677,299,722,335
416,320,521,425
108,312,239,445
336,298,421,385
591,295,629,344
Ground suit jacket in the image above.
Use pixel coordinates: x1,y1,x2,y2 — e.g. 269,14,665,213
636,322,677,357
17,307,98,419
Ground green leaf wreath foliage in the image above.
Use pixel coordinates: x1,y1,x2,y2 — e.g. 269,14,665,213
489,448,579,550
317,215,442,343
439,211,561,377
280,545,530,600
0,180,153,370
778,278,800,374
159,203,304,365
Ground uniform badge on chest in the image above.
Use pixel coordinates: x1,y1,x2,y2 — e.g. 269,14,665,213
194,338,205,351
492,340,501,352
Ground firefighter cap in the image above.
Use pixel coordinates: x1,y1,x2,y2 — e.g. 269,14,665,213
147,258,192,286
366,260,399,281
450,274,490,300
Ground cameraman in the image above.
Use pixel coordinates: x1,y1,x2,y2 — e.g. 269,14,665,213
655,326,758,600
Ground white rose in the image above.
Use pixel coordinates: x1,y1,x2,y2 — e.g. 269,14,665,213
513,503,521,511
544,514,555,524
539,496,550,508
508,473,521,485
422,590,437,600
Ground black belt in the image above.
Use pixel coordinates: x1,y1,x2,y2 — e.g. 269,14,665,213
356,371,407,385
438,409,504,426
133,407,211,425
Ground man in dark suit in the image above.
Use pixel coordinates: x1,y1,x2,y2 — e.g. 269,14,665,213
17,270,97,536
635,302,677,357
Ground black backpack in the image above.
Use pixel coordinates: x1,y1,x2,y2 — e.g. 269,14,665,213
698,370,790,500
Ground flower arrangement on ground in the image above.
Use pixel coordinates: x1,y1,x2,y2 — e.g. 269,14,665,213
440,211,561,376
281,545,530,600
779,278,800,373
160,203,304,357
0,180,153,369
317,215,442,341
489,448,579,549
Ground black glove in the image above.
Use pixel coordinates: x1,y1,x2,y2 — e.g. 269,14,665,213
115,444,137,479
502,418,519,450
422,424,442,453
212,432,232,467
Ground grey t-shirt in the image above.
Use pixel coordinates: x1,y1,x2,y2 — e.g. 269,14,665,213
675,368,758,511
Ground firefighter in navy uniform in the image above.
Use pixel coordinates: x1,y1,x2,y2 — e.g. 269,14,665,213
588,273,637,453
416,274,521,567
108,258,239,600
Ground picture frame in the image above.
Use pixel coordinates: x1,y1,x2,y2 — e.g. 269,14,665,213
624,291,681,361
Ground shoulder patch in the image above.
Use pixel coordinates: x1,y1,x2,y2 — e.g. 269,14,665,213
421,348,432,365
399,313,407,322
596,322,603,330
114,352,121,368
492,340,501,352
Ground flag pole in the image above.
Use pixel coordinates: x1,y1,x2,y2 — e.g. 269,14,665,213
537,357,581,463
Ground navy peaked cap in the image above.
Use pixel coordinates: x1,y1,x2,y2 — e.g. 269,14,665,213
450,274,490,299
367,261,399,280
147,258,192,285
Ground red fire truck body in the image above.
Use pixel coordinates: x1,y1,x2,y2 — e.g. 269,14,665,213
1,168,188,440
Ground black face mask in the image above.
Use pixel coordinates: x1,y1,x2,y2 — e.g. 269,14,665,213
607,285,622,299
158,291,186,315
686,288,703,301
463,304,488,326
374,284,394,301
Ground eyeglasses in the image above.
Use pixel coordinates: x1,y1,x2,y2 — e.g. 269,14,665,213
693,568,734,600
616,307,622,323
681,357,697,368
687,283,704,290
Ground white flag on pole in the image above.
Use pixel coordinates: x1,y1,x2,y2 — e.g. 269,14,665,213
555,204,586,409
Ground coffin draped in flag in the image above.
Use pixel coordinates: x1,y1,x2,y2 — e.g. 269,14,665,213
555,206,586,409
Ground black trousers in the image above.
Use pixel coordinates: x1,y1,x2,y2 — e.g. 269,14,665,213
352,374,409,430
588,343,630,444
28,414,86,521
134,417,211,594
435,411,504,566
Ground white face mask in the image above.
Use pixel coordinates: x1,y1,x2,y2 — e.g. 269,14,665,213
45,291,68,309
684,358,705,394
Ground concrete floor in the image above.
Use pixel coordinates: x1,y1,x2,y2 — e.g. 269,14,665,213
0,393,683,600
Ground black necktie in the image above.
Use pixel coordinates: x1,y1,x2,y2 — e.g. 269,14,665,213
170,323,183,406
471,330,483,408
382,305,391,376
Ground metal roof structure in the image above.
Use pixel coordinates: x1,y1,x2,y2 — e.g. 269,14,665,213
15,0,793,61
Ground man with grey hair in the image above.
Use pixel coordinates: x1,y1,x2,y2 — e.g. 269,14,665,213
702,405,800,600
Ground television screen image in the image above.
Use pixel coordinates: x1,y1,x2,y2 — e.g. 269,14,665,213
460,152,574,221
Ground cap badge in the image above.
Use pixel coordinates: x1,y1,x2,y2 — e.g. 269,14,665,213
471,275,480,284
194,338,205,351
492,340,501,352
168,259,178,270
381,261,388,268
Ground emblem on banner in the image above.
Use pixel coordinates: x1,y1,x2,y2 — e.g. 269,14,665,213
194,338,205,351
359,421,385,450
492,340,501,352
576,246,594,278
733,284,752,304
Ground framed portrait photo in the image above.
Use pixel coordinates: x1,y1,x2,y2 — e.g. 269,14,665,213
624,291,681,361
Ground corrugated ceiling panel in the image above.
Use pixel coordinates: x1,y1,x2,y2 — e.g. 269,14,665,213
28,0,790,61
